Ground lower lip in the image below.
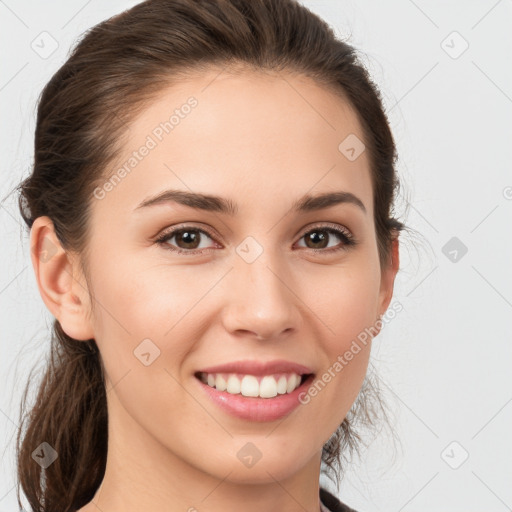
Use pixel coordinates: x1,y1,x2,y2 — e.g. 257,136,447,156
196,374,315,422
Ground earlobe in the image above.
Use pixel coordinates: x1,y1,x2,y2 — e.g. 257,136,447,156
30,216,95,341
378,235,400,316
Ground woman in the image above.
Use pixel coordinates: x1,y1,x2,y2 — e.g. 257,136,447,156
15,0,404,511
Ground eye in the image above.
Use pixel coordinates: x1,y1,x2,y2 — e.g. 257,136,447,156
155,226,218,255
155,222,356,256
295,223,356,254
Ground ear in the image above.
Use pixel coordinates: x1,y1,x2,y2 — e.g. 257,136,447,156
378,233,400,316
30,216,95,341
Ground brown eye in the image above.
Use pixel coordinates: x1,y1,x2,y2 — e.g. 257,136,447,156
303,230,330,249
155,227,218,254
155,223,356,256
296,225,355,253
173,229,202,249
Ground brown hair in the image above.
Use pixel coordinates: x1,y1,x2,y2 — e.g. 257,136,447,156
14,0,406,510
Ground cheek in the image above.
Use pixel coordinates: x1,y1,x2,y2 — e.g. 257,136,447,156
304,258,381,344
85,258,196,417
301,258,380,405
87,254,208,376
89,253,195,334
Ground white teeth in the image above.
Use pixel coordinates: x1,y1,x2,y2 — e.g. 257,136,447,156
287,374,300,393
200,372,305,398
259,375,278,398
226,375,241,394
216,374,227,391
276,375,288,394
240,375,259,397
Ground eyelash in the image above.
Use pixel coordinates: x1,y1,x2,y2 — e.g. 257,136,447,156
154,223,357,256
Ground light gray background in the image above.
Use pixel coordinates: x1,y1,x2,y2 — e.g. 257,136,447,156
1,1,511,511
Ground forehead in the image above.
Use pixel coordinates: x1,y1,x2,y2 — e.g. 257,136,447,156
94,67,373,219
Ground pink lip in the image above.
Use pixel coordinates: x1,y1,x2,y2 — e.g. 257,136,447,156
196,373,315,422
196,359,314,377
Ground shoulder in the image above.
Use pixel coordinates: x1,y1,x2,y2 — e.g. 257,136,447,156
320,487,359,512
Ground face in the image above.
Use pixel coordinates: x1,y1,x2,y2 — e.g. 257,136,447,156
35,67,398,488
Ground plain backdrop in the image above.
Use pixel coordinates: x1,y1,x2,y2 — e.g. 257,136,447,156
1,1,511,511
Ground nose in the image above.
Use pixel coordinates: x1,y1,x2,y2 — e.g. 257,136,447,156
220,248,302,341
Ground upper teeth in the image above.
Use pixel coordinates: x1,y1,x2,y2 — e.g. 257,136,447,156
200,372,303,398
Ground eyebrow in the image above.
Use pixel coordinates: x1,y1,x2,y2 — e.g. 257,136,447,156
134,189,366,215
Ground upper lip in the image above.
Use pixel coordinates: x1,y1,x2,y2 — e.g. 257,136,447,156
196,359,315,377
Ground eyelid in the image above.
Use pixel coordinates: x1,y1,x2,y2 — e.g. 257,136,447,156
297,221,352,239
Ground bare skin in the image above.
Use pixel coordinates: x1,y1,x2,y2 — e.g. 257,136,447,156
30,67,399,512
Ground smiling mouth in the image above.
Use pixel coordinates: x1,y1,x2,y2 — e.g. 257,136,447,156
194,371,314,399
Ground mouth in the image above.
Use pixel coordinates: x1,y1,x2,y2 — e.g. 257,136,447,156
194,371,316,422
193,371,315,399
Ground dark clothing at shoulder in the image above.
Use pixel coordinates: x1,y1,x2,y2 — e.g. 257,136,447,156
320,487,359,512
